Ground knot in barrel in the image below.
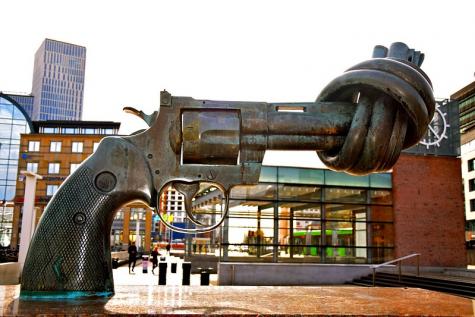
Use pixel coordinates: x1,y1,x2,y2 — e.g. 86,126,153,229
316,58,435,175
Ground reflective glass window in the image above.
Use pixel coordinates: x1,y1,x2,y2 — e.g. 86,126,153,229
325,204,366,221
278,167,324,185
0,165,6,179
0,144,10,159
259,166,277,183
12,124,26,136
369,173,392,188
277,185,321,202
230,184,277,200
370,206,393,222
5,166,16,180
369,223,394,247
324,188,366,204
370,190,392,205
325,170,369,187
8,145,19,160
226,202,275,262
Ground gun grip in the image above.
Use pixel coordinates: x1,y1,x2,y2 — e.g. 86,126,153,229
20,137,153,298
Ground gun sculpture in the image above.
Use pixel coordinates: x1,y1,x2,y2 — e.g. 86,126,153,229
21,42,434,298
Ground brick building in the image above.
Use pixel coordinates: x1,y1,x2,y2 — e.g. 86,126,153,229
11,120,128,248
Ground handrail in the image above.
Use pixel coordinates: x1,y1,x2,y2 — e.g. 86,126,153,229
370,253,421,286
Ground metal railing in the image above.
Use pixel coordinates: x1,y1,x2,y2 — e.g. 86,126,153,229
370,253,420,286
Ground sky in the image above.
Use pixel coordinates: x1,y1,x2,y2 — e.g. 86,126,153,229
1,0,475,167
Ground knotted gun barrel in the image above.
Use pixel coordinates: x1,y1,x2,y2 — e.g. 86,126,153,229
20,42,434,298
316,42,434,174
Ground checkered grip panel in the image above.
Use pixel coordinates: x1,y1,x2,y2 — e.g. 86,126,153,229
21,166,115,293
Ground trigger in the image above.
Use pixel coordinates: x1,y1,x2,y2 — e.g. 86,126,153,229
172,182,206,226
123,106,158,127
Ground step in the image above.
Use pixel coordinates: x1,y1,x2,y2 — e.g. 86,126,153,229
358,275,475,298
374,273,475,291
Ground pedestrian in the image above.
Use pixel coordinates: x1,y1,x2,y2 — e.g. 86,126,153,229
166,242,171,256
151,245,159,274
128,241,137,273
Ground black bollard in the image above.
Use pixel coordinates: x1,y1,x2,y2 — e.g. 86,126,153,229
142,255,149,274
182,262,191,285
171,262,177,273
112,258,119,269
158,262,167,285
200,268,210,286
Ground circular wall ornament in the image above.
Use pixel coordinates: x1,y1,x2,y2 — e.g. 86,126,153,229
419,103,449,149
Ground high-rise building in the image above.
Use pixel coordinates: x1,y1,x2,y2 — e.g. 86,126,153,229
451,80,475,243
31,39,86,121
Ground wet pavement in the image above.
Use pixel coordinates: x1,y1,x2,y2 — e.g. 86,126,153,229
1,257,473,316
1,285,474,316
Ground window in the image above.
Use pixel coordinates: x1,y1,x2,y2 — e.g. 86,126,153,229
26,162,38,173
46,184,59,196
70,163,80,174
28,141,40,152
50,141,62,152
43,127,58,133
470,179,475,192
93,142,100,152
469,159,475,172
48,163,60,174
71,142,83,153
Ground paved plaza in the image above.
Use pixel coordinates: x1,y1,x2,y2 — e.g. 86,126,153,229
114,255,218,286
1,284,473,316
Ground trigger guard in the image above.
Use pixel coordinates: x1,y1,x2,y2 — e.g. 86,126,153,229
157,181,230,234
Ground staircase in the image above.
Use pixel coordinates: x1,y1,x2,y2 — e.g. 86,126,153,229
349,272,475,298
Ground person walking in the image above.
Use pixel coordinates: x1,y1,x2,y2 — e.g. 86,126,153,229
166,242,171,256
151,245,159,274
128,242,138,273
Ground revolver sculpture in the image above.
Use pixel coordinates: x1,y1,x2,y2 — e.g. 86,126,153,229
21,42,434,298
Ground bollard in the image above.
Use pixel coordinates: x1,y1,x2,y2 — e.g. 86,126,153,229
182,262,191,285
171,262,177,273
200,268,210,286
142,255,149,274
159,262,167,285
112,258,119,269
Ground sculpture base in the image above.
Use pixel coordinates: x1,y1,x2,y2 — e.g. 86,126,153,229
2,285,472,316
20,290,113,300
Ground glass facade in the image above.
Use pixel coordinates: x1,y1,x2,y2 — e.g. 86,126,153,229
5,94,34,120
0,95,32,247
189,166,393,264
31,39,86,121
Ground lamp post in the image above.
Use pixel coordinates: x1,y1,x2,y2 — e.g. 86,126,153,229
18,170,42,271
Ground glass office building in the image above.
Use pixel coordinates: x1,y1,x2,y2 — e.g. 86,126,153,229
5,94,34,120
31,39,86,121
185,166,393,264
0,94,33,247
